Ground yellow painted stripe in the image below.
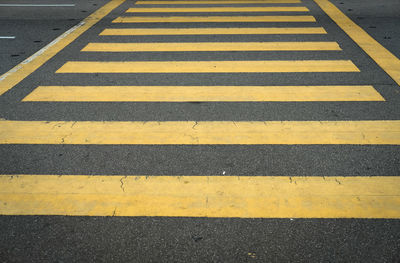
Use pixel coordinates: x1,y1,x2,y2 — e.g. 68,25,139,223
0,0,126,97
56,61,359,73
314,0,400,86
81,42,341,52
23,85,384,102
100,27,327,35
136,0,302,4
112,15,316,23
127,7,309,12
1,175,400,218
136,0,301,4
0,120,399,144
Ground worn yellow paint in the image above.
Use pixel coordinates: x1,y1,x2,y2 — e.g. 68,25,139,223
126,7,309,12
56,60,359,73
100,27,327,35
0,0,125,97
136,0,302,4
314,0,400,86
112,15,316,23
81,42,341,52
0,120,399,144
23,85,384,102
1,175,400,218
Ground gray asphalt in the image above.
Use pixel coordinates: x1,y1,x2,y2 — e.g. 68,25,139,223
0,0,399,261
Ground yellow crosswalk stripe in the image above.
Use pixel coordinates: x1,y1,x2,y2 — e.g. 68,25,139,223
1,175,400,218
81,42,341,52
100,27,327,35
112,15,316,23
56,60,359,73
136,0,302,4
23,86,385,102
126,7,309,12
23,86,384,102
0,120,399,144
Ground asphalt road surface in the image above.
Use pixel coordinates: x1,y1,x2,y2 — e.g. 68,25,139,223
0,0,399,261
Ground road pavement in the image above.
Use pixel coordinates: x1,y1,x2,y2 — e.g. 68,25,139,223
0,0,399,261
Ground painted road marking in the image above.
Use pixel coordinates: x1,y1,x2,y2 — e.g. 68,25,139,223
56,60,359,73
0,0,126,97
113,15,316,23
23,85,384,102
100,27,327,35
81,42,341,52
314,0,400,86
0,4,75,7
126,7,310,12
0,36,15,39
1,175,400,218
136,0,302,4
0,120,399,144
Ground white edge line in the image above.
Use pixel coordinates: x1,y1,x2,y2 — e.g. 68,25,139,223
0,21,85,83
0,4,75,7
0,36,15,39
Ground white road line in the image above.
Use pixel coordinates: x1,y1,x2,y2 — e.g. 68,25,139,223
0,36,15,39
0,4,75,7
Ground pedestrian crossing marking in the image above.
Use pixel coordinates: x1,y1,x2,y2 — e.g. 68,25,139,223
112,15,316,23
1,175,400,218
0,120,398,144
56,60,359,73
23,86,384,102
136,0,302,4
81,42,341,52
100,27,328,35
0,0,399,223
126,7,310,12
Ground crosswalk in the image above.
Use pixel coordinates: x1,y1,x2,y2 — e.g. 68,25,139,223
1,0,399,218
24,0,384,105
